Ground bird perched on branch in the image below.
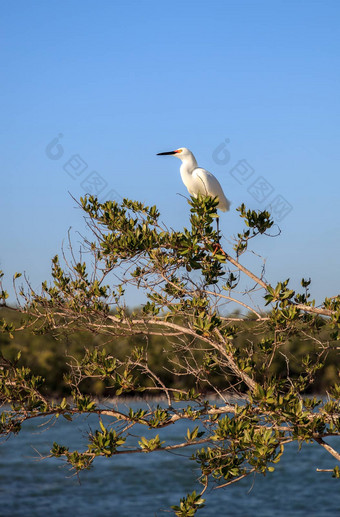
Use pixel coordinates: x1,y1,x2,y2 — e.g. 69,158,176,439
157,147,230,231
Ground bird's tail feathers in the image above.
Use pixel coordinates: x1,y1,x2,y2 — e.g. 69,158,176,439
219,197,231,212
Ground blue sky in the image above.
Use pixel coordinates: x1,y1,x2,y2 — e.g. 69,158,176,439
1,0,340,308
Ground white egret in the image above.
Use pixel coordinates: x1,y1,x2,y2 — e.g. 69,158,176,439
157,147,230,232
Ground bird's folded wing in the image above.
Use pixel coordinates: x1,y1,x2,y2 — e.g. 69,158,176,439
192,168,230,212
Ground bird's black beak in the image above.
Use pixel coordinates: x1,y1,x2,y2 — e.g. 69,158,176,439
157,151,177,156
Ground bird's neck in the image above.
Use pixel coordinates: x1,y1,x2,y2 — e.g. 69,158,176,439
180,154,198,175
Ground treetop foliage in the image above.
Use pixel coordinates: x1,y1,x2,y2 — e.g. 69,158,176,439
1,194,340,515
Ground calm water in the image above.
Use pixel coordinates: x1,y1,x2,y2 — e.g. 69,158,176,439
0,402,339,517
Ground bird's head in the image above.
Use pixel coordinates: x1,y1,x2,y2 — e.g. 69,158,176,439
157,147,193,161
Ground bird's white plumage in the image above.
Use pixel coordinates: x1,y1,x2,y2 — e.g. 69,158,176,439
190,168,230,212
157,147,230,212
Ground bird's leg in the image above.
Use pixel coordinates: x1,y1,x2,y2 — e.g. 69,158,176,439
212,216,222,256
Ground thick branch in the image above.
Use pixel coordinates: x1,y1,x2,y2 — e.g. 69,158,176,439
314,436,340,462
106,314,256,391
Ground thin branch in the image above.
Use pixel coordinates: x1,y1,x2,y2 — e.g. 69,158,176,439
214,469,255,489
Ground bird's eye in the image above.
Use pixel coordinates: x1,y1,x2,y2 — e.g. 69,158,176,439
175,149,182,153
